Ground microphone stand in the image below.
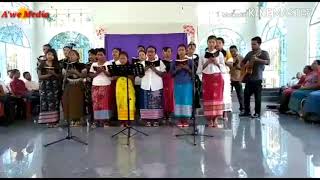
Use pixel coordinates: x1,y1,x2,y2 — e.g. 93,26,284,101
44,62,88,147
175,54,213,146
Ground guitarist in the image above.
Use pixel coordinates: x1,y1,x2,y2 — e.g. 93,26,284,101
239,36,270,118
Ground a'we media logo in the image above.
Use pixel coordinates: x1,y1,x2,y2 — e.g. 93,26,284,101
1,7,49,19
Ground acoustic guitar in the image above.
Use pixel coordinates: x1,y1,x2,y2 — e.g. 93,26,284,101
240,50,261,82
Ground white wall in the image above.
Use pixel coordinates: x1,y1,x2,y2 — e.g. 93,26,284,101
37,2,197,34
197,2,257,54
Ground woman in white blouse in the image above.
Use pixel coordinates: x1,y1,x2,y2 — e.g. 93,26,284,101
197,35,226,127
89,48,113,127
139,46,166,127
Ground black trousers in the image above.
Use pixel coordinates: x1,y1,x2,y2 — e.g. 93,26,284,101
244,80,262,115
231,81,244,111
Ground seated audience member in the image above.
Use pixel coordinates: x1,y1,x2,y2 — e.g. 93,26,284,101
279,65,312,113
5,70,13,93
23,71,40,115
10,69,39,119
287,72,304,87
0,73,18,122
10,69,29,97
288,60,320,116
23,72,39,92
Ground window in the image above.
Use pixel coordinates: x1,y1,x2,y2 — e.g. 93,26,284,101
261,18,287,88
0,23,31,81
49,31,91,63
309,2,320,64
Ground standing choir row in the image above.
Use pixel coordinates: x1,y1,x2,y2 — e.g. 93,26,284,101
37,35,269,128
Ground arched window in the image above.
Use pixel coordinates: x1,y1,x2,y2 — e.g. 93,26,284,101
198,28,247,59
261,18,287,88
309,2,320,64
0,23,31,81
49,31,91,63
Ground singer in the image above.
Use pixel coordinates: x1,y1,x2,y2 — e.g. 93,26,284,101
197,35,225,127
37,49,62,127
171,44,193,127
62,50,87,127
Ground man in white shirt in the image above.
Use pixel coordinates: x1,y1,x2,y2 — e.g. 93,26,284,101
0,72,15,122
5,70,13,93
22,71,40,116
0,74,10,94
140,46,166,127
287,72,303,87
23,72,39,91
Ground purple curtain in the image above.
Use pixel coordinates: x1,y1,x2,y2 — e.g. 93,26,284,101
104,33,187,61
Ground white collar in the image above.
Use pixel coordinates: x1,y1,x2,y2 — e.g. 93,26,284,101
146,56,159,62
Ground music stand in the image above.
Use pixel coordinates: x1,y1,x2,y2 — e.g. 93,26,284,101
174,55,213,146
44,62,88,147
108,63,148,145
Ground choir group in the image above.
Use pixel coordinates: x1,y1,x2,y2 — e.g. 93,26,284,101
0,35,271,128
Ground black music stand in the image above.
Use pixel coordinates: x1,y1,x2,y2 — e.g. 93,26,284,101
44,62,88,147
175,55,213,146
108,63,148,145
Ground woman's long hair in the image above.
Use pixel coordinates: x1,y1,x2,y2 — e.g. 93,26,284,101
176,44,187,60
46,48,59,68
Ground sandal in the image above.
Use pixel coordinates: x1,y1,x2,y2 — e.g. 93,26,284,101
73,122,81,127
212,120,218,128
91,123,97,128
208,119,213,127
153,121,159,127
177,120,183,127
145,121,151,127
182,120,189,127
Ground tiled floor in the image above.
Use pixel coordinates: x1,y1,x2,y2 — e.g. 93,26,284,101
0,103,320,178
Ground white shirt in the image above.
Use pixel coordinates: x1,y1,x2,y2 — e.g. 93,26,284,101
109,59,121,65
4,77,12,93
23,79,39,91
140,58,166,91
197,50,227,81
0,80,9,94
90,61,112,86
287,78,299,87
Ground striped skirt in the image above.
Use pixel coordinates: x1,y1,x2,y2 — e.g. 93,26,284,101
174,82,193,118
163,73,175,114
288,89,314,113
116,77,136,121
38,79,60,124
202,73,224,118
92,85,113,120
140,89,164,119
